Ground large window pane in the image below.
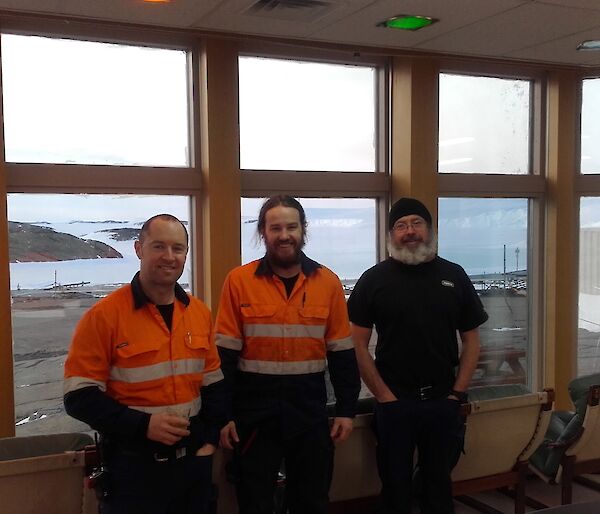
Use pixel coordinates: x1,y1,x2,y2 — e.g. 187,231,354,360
9,194,191,435
241,198,376,281
439,74,530,174
581,79,600,174
239,57,376,172
578,197,600,375
438,198,529,387
1,35,189,166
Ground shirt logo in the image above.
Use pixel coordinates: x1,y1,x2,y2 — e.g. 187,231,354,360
441,280,454,288
116,342,129,349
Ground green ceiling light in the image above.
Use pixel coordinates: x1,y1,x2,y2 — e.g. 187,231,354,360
577,40,600,51
380,15,438,31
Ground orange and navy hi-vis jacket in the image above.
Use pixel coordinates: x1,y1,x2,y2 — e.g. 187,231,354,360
215,254,360,436
63,273,225,447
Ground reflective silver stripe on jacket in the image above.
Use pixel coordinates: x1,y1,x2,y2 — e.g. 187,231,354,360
238,358,326,375
63,376,106,395
243,323,326,339
326,336,354,352
203,368,225,386
129,396,202,417
109,358,205,383
215,333,243,351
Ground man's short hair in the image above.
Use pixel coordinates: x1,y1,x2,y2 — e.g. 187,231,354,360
139,214,189,244
256,195,307,241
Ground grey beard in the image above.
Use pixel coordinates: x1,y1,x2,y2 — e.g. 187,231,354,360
387,232,437,265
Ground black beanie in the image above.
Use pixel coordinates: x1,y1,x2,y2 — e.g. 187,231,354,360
388,197,432,230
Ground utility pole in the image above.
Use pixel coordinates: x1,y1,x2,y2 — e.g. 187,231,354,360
503,244,506,289
515,247,520,272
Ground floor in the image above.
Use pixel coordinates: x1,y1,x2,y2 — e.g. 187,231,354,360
452,473,600,513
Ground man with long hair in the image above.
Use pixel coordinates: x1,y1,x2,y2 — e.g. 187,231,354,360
215,195,360,514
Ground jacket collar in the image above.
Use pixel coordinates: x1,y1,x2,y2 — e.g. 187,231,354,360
255,252,321,278
131,271,190,309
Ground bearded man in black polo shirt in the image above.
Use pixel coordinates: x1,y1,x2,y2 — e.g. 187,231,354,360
347,197,488,514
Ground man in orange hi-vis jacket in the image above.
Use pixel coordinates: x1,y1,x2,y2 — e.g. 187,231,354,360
64,214,226,514
215,195,360,514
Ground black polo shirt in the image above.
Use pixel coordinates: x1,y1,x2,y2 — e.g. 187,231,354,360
347,256,488,394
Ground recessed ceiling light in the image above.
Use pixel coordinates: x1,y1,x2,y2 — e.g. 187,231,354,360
577,40,600,51
378,15,438,31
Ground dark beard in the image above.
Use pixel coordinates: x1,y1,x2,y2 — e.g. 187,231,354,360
266,248,302,269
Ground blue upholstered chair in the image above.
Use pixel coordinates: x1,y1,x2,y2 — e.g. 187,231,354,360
529,372,600,504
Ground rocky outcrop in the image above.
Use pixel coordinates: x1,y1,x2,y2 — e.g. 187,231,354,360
8,222,123,263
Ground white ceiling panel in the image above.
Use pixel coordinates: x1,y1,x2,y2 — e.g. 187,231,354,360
507,25,600,66
416,2,600,59
194,0,376,39
0,0,223,28
0,0,597,66
537,0,600,11
310,0,530,49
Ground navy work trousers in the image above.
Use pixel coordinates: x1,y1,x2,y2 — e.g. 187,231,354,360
232,418,334,514
99,449,213,514
373,397,463,514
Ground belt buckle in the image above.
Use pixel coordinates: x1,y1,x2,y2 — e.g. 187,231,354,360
419,385,433,401
153,453,169,462
153,447,186,462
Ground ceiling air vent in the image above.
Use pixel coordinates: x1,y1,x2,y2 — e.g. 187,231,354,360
244,0,338,22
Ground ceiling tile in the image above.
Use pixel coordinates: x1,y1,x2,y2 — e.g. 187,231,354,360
0,0,223,28
536,0,600,11
309,0,529,49
194,0,376,38
415,2,600,60
507,24,600,66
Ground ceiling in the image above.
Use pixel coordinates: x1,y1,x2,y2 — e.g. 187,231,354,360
1,0,600,67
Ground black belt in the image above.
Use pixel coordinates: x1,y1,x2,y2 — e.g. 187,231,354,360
395,384,450,401
112,442,191,463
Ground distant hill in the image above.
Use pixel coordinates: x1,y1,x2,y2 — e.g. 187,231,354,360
8,222,123,263
98,227,140,241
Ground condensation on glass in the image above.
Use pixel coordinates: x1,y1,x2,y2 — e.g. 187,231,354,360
578,197,600,376
439,74,530,174
581,79,600,175
239,57,377,172
8,194,191,435
1,35,190,166
438,197,529,386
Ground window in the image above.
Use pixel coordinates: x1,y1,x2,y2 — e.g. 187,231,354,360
581,78,600,174
241,197,377,282
578,197,600,376
239,56,377,172
1,34,189,166
438,198,529,386
439,74,530,174
9,194,191,435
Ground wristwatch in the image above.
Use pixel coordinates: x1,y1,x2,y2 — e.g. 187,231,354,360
449,389,468,403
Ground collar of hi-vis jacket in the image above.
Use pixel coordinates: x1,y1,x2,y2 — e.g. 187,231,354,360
130,271,190,310
255,252,322,278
